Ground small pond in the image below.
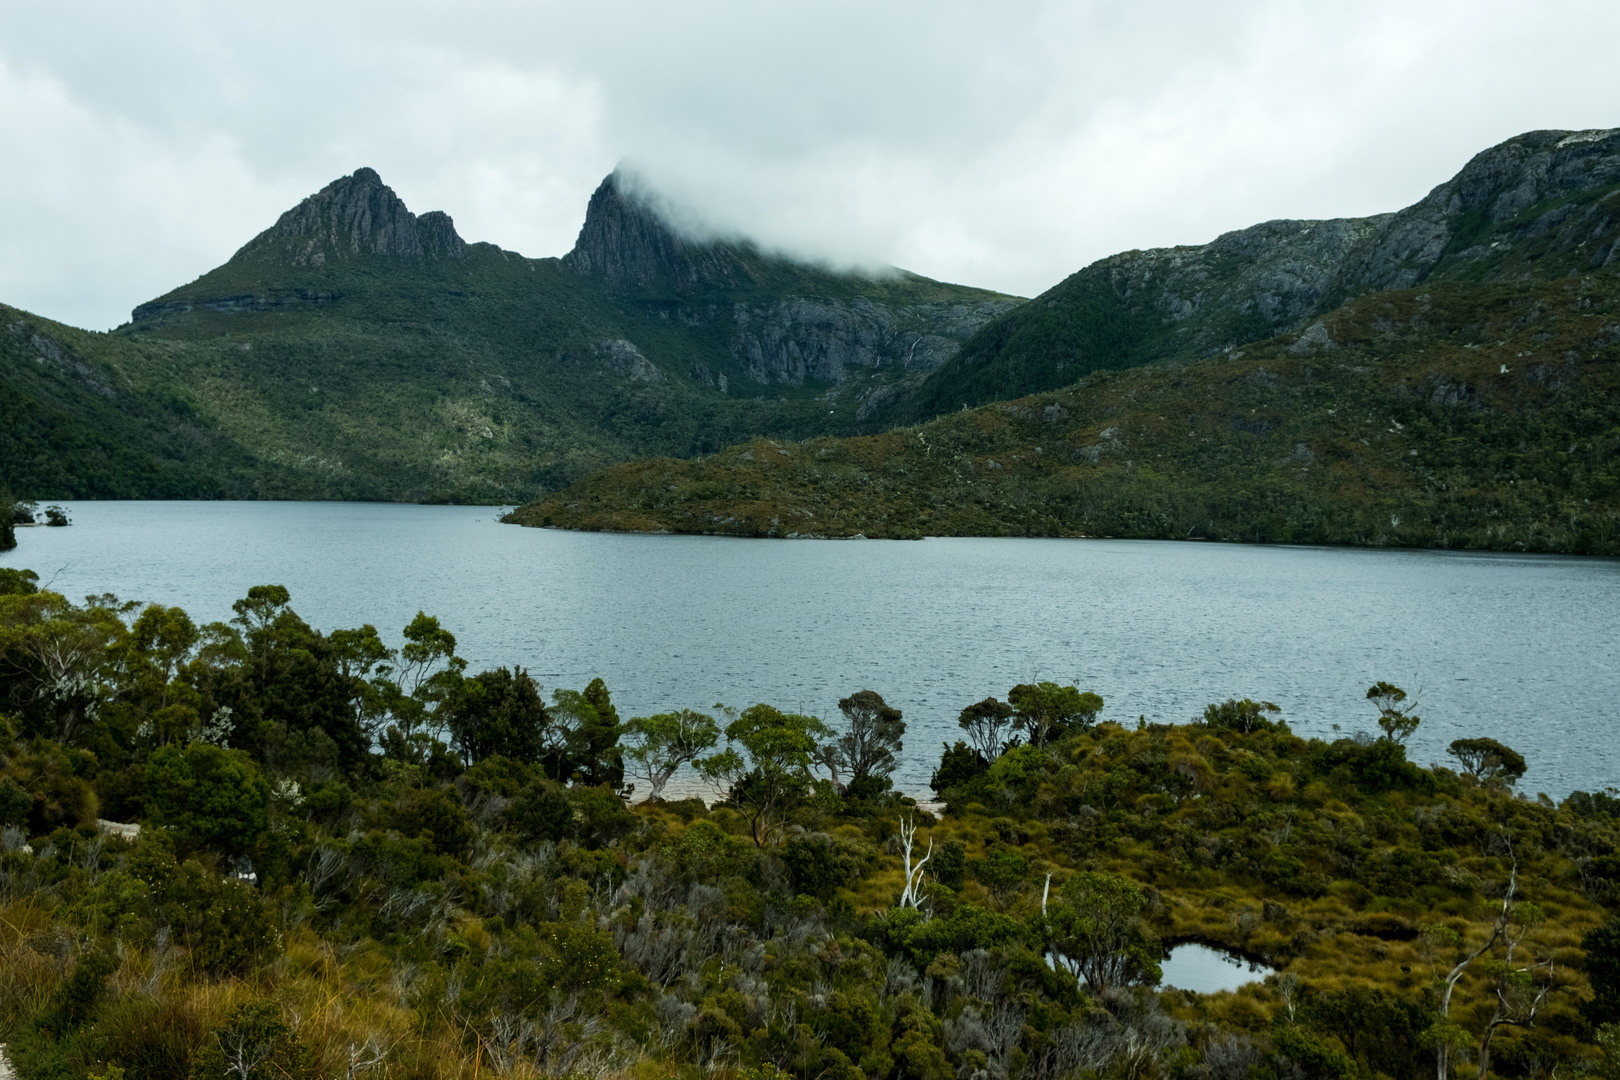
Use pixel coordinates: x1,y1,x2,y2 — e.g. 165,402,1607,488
1159,943,1276,994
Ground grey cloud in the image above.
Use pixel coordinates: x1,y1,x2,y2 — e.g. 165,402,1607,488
2,0,1618,329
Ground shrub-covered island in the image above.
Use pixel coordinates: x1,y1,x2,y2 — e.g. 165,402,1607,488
0,572,1616,1080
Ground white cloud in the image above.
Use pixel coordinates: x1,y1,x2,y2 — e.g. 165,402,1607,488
1,0,1617,329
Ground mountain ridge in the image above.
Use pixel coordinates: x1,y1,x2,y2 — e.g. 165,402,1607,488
4,164,1017,503
509,127,1620,552
6,125,1619,532
898,126,1620,418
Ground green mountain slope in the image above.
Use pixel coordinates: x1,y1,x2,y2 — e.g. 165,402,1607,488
510,271,1620,553
0,305,270,498
102,170,1017,501
898,127,1620,419
1,169,1016,502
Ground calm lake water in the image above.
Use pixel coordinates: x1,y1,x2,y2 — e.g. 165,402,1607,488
4,501,1617,800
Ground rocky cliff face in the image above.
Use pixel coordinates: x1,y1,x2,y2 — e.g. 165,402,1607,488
559,169,1020,390
727,297,1018,386
1094,213,1395,358
232,167,468,267
1069,129,1620,355
1335,127,1620,290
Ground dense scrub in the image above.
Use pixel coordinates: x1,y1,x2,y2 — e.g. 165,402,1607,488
1,573,1618,1079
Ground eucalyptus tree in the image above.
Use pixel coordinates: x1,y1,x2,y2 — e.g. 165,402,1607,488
817,689,905,793
1447,737,1527,785
957,697,1014,763
623,708,721,802
1367,681,1421,744
1008,682,1103,746
1040,870,1161,996
0,585,128,743
699,703,830,847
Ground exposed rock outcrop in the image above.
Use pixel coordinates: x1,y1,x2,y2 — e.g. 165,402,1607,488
591,338,662,381
230,167,467,267
561,171,750,287
1100,127,1620,343
7,320,116,398
728,297,1017,385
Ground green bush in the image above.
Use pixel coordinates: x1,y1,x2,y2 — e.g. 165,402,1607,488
391,786,474,857
143,742,270,858
0,566,38,594
930,740,987,799
567,784,636,848
932,839,967,890
0,775,30,826
781,833,874,900
187,1001,315,1080
509,778,574,843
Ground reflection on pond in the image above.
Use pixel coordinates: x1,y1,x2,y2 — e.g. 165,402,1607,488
1159,943,1275,994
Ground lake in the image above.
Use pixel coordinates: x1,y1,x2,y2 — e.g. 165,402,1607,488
4,501,1617,800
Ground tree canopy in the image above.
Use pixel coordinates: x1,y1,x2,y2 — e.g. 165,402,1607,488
1007,682,1103,745
1448,737,1528,786
700,703,830,847
1367,681,1421,744
622,708,720,802
818,690,906,795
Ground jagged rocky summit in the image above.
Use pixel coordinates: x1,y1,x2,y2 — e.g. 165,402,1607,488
561,172,749,288
235,167,468,267
128,164,1016,388
70,160,1015,502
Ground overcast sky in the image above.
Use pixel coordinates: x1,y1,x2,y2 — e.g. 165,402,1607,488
4,0,1618,331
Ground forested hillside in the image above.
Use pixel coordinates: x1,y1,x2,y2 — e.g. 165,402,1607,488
0,307,268,499
3,572,1619,1079
511,270,1620,553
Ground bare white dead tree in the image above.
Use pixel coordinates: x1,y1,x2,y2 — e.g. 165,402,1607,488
1428,837,1554,1080
1476,908,1556,1080
218,1031,272,1080
897,816,932,910
345,1039,388,1079
1431,859,1515,1080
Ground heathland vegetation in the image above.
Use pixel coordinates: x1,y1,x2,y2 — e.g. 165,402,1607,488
510,272,1620,553
3,572,1620,1079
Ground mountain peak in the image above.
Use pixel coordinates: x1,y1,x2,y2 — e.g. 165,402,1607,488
231,167,467,268
561,171,750,288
